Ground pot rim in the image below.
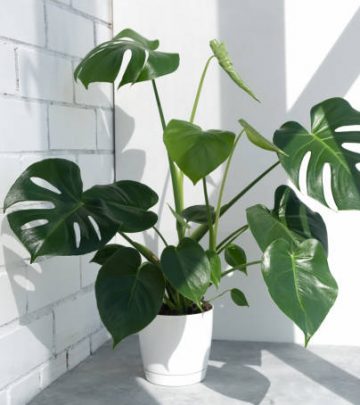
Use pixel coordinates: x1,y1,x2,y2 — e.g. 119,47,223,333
156,305,213,318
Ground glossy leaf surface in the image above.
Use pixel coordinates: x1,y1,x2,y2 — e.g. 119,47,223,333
225,244,247,274
182,205,215,224
231,289,249,307
262,239,337,345
95,245,165,346
206,250,222,288
164,119,235,184
74,28,179,88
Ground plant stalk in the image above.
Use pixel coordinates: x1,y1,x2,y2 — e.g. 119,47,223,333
153,226,168,247
216,224,248,253
151,80,185,240
221,260,262,278
191,161,280,241
119,232,160,265
202,178,216,251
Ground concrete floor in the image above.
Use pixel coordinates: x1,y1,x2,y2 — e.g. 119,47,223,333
30,336,360,405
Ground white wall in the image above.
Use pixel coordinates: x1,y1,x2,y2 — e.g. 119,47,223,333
114,0,360,346
0,1,113,403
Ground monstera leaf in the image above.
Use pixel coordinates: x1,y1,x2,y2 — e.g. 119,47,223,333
95,245,165,346
74,28,179,88
274,97,360,210
247,185,327,252
210,39,259,102
160,238,211,304
4,159,158,261
164,119,235,184
262,239,338,345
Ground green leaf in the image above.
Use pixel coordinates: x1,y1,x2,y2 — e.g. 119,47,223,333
164,119,235,184
74,28,179,89
247,185,328,252
206,250,222,288
224,244,247,274
274,185,328,254
4,158,158,261
262,239,338,346
160,238,211,304
91,244,121,265
239,119,285,154
274,97,360,210
167,204,190,229
230,289,249,307
182,205,215,224
210,39,259,102
95,245,165,347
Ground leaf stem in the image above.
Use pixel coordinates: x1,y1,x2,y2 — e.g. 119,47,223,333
119,232,160,265
213,130,244,246
202,178,216,251
221,260,262,278
207,289,231,303
153,226,168,247
191,161,280,242
151,80,184,240
216,224,248,253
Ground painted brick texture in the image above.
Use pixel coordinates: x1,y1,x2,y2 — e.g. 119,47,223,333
0,1,113,403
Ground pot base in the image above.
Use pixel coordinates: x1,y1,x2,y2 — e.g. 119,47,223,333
144,369,207,386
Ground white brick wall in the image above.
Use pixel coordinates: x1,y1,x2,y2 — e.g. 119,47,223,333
0,0,113,403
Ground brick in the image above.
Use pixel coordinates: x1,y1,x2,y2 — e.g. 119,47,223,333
75,81,113,108
47,4,94,58
95,24,112,45
0,156,22,208
90,328,110,353
0,315,52,389
0,98,48,152
40,352,67,389
77,153,114,189
80,254,99,287
0,215,30,268
27,257,81,312
0,0,46,46
0,45,16,94
0,266,27,326
97,109,113,150
49,105,96,150
54,291,101,352
18,49,73,102
8,370,40,405
72,0,112,23
67,338,90,370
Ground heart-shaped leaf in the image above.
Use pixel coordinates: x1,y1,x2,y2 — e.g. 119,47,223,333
225,244,247,274
210,39,259,102
274,97,360,210
160,238,211,304
231,289,249,307
74,28,179,88
262,239,338,346
182,205,215,224
4,159,158,261
206,250,222,288
91,244,122,265
95,245,165,346
247,185,327,252
240,119,285,154
164,119,235,184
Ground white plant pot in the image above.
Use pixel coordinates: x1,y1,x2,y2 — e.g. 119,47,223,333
139,308,213,386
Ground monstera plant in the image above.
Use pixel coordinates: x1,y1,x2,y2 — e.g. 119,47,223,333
5,28,358,349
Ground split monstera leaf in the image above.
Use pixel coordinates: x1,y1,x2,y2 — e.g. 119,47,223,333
3,26,360,347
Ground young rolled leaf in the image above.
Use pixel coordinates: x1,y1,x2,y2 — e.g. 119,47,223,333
74,28,179,88
274,97,360,210
231,289,249,307
224,244,247,274
239,119,285,154
247,185,328,252
95,245,165,347
206,250,222,288
4,158,158,261
164,119,235,184
210,39,259,102
182,205,215,224
160,238,211,304
262,239,338,346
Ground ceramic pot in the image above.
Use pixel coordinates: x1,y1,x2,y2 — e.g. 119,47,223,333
139,308,213,386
